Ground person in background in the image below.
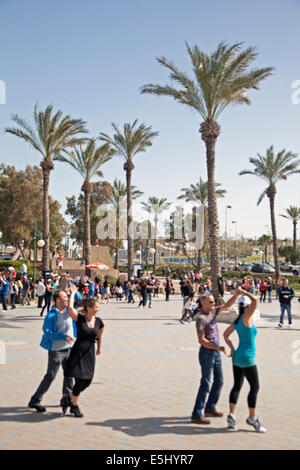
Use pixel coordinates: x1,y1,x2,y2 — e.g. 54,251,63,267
0,273,9,311
127,279,135,304
37,278,46,308
9,278,18,309
278,278,295,328
259,279,267,303
40,279,54,317
275,277,283,300
266,277,273,303
21,275,31,306
165,278,171,302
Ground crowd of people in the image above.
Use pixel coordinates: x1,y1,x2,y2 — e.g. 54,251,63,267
0,262,298,427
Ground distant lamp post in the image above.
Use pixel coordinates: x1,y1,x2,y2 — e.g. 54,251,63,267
225,205,232,269
232,220,237,265
33,218,45,299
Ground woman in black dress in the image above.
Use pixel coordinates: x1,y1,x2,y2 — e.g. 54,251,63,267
64,285,104,417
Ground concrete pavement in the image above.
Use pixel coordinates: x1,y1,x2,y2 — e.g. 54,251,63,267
0,293,300,450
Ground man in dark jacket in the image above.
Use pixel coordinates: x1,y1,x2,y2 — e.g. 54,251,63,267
278,278,295,328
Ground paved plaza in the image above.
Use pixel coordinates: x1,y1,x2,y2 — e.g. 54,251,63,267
0,292,300,450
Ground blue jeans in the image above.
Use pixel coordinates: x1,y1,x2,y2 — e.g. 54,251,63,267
192,347,224,417
146,292,152,307
280,303,292,325
268,290,272,303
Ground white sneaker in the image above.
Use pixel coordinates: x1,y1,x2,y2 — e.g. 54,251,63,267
288,324,293,329
277,323,283,328
227,414,238,431
246,417,266,433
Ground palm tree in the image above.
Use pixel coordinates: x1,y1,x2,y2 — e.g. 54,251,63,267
141,197,171,273
280,206,300,260
177,177,226,270
99,120,158,278
240,146,300,278
258,234,272,264
141,41,273,302
56,139,114,276
106,179,143,269
5,104,87,271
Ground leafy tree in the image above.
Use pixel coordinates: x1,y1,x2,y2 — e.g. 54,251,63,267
240,146,300,278
57,139,113,275
141,41,273,302
141,197,171,273
0,165,67,259
100,120,158,278
5,104,87,270
280,206,300,260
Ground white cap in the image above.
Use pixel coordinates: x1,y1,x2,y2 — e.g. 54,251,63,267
238,295,251,306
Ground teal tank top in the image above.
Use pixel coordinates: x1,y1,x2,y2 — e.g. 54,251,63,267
232,317,257,368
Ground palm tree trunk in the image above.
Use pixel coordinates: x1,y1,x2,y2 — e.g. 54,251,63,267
293,221,297,258
197,248,202,271
41,163,51,272
200,119,222,303
125,161,134,279
82,180,92,278
268,190,280,279
115,205,120,270
153,219,158,274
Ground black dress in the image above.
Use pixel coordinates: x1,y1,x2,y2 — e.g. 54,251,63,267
64,314,104,381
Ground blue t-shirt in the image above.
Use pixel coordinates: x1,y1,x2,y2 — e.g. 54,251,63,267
233,317,257,368
0,280,9,295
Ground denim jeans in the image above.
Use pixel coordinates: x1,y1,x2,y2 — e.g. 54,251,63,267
30,349,73,404
268,290,272,303
280,303,292,325
192,347,224,417
146,292,152,307
0,294,8,311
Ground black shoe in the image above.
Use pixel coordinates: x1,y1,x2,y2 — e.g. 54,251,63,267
60,394,71,414
70,404,84,418
28,401,46,413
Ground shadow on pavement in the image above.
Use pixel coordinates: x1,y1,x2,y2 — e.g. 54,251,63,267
85,416,252,436
0,406,64,423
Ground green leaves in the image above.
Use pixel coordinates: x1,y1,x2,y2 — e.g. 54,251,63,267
141,41,274,121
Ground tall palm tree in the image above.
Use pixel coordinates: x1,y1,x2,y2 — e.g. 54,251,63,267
56,139,114,276
141,41,273,302
106,179,143,269
177,177,226,270
141,197,171,273
99,120,158,278
280,206,300,260
240,146,300,278
5,104,87,271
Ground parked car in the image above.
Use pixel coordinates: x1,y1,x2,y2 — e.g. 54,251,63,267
289,265,300,275
280,262,293,272
240,262,254,272
251,262,275,274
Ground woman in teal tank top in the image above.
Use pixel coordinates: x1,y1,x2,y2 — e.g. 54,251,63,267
223,288,266,433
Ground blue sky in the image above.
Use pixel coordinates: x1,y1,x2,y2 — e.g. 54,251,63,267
1,0,300,241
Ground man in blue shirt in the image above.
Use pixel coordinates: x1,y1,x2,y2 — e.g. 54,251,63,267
0,273,9,311
28,290,76,413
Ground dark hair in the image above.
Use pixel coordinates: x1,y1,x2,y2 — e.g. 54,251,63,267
52,290,64,305
234,303,246,325
82,298,97,314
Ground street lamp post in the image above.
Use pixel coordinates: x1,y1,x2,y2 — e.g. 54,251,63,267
232,220,237,266
225,205,232,269
33,219,45,299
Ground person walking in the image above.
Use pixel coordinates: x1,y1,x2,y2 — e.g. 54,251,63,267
138,278,147,309
40,279,54,317
180,279,194,323
9,279,18,309
259,279,267,303
278,278,295,328
28,290,76,413
21,276,31,306
63,285,104,418
165,278,171,301
37,279,46,308
146,278,155,308
127,279,135,304
266,277,273,303
191,291,239,425
0,273,9,311
223,288,266,433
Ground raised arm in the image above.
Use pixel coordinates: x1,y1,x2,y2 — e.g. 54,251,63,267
241,289,258,321
219,287,243,313
68,284,79,322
